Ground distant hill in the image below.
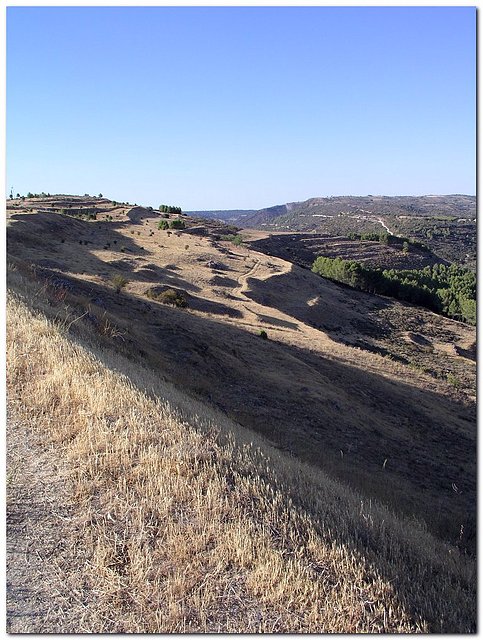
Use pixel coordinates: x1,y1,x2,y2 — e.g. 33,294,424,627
186,209,256,222
192,195,476,268
192,195,476,227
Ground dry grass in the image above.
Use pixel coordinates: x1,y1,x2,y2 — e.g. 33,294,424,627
6,278,476,632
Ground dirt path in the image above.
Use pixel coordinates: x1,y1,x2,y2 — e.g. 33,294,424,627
6,407,93,632
376,218,395,235
234,258,263,299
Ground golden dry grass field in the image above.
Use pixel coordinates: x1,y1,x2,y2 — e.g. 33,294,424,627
6,196,477,632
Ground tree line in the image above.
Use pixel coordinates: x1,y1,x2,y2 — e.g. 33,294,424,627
312,256,476,325
159,204,182,214
347,231,429,251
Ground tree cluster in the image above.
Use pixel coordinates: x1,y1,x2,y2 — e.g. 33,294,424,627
312,257,476,325
347,232,429,252
159,204,182,214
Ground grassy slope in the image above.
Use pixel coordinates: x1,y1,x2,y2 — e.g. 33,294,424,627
6,201,476,551
6,269,476,633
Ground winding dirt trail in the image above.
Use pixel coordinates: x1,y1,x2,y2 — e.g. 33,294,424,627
376,218,396,235
234,258,263,300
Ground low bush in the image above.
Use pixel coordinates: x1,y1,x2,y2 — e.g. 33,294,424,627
221,234,243,246
169,219,186,230
111,275,128,293
146,288,187,307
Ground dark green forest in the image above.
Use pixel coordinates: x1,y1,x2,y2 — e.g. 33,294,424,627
312,256,476,325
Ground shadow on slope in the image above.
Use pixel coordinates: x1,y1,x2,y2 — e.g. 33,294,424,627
7,212,201,293
7,263,476,632
8,257,475,558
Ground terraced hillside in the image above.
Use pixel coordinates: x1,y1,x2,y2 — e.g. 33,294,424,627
242,230,445,271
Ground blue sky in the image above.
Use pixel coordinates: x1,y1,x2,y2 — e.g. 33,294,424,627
6,6,476,210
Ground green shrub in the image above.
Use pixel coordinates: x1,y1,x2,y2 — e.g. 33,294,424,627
169,218,186,230
221,233,243,245
446,373,461,389
111,275,128,293
147,288,187,307
259,330,268,340
158,220,169,230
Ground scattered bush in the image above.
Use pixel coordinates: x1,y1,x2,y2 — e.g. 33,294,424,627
446,373,461,389
259,329,268,340
111,275,128,293
221,234,243,246
169,219,185,230
146,288,187,307
158,220,169,230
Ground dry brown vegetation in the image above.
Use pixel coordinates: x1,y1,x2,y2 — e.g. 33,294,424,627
6,196,477,631
6,284,476,632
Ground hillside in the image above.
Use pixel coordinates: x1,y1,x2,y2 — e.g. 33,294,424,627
242,230,445,271
193,195,476,269
187,208,256,222
6,194,476,632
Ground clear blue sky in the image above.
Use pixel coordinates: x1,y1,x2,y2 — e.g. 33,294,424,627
6,6,476,210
